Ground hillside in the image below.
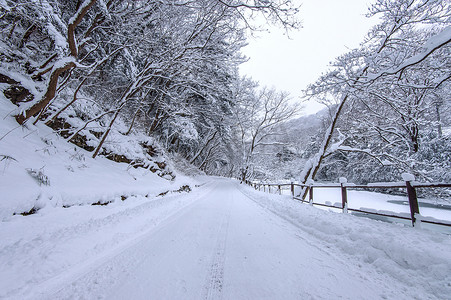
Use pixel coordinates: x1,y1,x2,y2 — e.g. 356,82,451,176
0,92,200,220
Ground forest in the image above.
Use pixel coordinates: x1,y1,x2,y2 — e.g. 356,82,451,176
1,2,451,298
1,0,450,190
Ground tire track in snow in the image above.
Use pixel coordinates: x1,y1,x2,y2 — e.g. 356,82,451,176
6,183,217,300
203,198,231,300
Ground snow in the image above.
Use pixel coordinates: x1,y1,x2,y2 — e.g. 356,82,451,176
1,85,451,299
287,186,451,225
0,0,10,10
0,185,207,299
52,56,76,69
68,0,94,25
402,172,415,182
0,68,43,100
1,179,450,299
45,23,68,51
367,26,451,80
0,94,191,220
443,127,451,137
239,183,451,299
338,176,347,184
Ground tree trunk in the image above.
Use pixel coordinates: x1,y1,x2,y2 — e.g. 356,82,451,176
435,101,443,137
190,130,217,164
16,0,97,125
298,95,348,200
16,61,75,124
68,0,97,57
92,105,124,158
125,104,142,135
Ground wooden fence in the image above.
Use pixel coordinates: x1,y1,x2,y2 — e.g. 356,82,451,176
242,179,451,228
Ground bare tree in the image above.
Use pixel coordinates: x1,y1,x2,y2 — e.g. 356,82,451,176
299,0,450,198
232,79,300,181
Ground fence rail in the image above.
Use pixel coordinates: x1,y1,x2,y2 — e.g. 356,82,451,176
242,179,451,228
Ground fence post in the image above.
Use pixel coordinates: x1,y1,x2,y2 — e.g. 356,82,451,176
405,179,420,227
263,184,265,192
268,185,271,193
309,186,313,205
341,184,348,213
340,177,348,213
291,182,294,199
278,185,281,195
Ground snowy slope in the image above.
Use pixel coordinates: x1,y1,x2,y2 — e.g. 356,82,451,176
0,181,210,299
0,95,195,220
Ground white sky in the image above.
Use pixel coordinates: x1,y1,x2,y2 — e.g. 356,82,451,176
239,0,378,115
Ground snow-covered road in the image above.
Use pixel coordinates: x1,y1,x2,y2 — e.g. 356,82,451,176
2,178,450,299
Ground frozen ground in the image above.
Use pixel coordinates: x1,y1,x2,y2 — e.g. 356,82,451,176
1,178,450,300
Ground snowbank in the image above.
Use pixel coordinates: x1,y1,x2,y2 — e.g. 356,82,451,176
238,183,451,299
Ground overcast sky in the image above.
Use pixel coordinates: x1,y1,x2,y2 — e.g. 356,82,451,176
239,0,378,115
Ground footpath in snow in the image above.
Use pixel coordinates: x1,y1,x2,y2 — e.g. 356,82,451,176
1,178,450,300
